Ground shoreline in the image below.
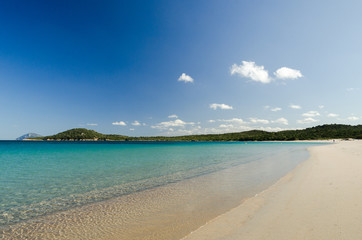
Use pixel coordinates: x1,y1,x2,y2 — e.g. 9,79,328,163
183,140,362,239
22,139,339,142
1,161,270,239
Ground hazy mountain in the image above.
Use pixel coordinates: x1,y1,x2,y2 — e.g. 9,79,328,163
16,133,42,141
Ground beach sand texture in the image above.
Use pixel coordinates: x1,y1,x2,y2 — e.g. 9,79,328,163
183,140,362,240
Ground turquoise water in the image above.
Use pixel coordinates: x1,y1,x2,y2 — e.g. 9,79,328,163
0,141,323,227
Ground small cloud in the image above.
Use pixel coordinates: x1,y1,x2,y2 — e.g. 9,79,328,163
219,124,234,128
249,118,269,124
290,104,301,109
327,113,339,118
348,116,359,121
297,118,319,124
152,119,194,130
209,103,233,110
274,67,303,80
86,123,98,126
302,111,320,117
272,117,289,125
264,105,270,109
112,121,127,126
129,128,135,131
318,105,325,109
168,114,178,118
178,73,194,83
230,61,270,83
132,121,141,126
219,118,245,124
208,120,216,123
346,88,359,91
271,107,282,112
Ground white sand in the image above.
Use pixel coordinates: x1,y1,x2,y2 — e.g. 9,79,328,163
183,140,362,240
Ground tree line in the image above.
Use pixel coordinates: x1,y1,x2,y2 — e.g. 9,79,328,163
32,124,362,141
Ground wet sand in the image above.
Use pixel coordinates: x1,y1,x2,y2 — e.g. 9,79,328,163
183,140,362,240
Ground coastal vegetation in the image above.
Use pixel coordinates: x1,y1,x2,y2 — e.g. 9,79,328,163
29,124,362,141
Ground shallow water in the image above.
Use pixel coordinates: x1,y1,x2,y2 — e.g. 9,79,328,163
0,141,323,239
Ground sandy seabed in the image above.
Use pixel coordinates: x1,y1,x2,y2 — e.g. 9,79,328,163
1,148,286,240
183,140,362,240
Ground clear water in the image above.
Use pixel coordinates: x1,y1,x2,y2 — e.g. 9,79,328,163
0,141,323,227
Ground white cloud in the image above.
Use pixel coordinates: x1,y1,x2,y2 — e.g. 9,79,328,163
231,61,303,84
168,114,178,118
264,105,270,109
230,61,271,83
258,126,288,132
249,118,269,124
219,124,234,128
112,121,127,126
151,119,194,130
219,118,245,124
160,122,293,136
346,88,359,91
327,113,339,118
205,125,252,134
290,104,301,109
271,107,282,112
129,128,135,131
160,125,205,136
209,103,233,110
348,116,359,121
208,120,216,123
297,118,319,124
274,67,303,80
272,118,289,125
318,105,325,109
302,111,320,117
132,121,141,126
204,125,287,134
86,123,98,126
178,73,194,83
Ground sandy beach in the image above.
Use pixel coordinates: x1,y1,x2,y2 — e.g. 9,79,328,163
183,140,362,240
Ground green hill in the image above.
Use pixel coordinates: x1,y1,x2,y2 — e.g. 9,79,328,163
39,128,127,141
130,124,362,141
30,124,362,142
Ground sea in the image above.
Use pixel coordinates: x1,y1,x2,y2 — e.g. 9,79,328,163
0,141,324,239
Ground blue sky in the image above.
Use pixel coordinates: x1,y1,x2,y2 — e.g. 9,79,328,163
1,0,362,139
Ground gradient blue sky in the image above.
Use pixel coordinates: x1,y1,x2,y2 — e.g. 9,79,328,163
1,0,362,139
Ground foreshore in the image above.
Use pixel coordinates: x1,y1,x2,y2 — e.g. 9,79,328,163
183,140,362,240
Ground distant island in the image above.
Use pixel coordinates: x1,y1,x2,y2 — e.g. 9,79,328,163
26,124,362,141
17,133,42,141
